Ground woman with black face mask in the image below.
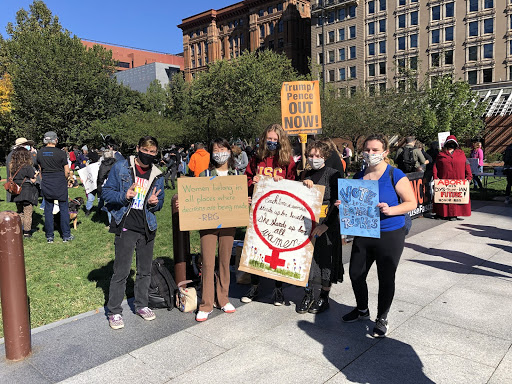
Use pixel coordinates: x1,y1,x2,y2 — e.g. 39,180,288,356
433,135,472,221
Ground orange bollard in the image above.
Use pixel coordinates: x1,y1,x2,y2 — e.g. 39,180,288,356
171,195,190,284
0,211,31,361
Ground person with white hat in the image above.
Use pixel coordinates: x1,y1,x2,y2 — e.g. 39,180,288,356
5,137,36,202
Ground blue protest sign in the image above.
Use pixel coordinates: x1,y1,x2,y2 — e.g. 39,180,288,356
338,179,380,238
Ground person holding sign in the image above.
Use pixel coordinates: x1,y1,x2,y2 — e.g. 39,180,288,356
433,135,472,220
297,141,343,314
242,123,297,305
102,136,165,330
340,134,416,338
195,138,241,322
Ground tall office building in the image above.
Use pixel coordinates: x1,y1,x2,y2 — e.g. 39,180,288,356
178,0,311,82
311,0,511,94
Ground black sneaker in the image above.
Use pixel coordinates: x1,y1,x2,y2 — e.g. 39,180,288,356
241,285,259,303
372,317,388,338
297,289,314,314
342,308,370,323
272,287,285,306
309,291,330,314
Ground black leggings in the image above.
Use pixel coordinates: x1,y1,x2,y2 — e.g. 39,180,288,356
349,226,406,319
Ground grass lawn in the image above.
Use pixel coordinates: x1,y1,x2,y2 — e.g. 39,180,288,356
0,165,508,337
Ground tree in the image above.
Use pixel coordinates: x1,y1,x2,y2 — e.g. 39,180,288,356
0,73,13,122
1,1,129,144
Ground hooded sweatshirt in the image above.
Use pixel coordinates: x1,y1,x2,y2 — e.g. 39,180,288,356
188,148,210,177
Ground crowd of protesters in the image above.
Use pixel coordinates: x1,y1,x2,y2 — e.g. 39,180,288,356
2,127,509,336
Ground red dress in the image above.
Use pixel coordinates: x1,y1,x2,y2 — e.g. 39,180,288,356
433,149,473,217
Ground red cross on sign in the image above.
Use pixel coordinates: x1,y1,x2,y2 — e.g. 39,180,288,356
265,249,286,270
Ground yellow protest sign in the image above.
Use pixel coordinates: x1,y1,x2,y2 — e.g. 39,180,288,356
178,175,249,231
281,80,322,135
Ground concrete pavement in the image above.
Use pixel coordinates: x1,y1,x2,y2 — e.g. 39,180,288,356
1,203,511,383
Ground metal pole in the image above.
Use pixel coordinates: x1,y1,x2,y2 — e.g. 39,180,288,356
0,211,31,361
171,195,190,284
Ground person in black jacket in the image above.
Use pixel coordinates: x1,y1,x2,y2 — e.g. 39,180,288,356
97,150,117,225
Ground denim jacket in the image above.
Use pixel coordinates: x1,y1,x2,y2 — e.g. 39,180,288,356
102,156,164,233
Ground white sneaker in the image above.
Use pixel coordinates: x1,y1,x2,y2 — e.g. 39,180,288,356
196,310,212,322
221,303,236,313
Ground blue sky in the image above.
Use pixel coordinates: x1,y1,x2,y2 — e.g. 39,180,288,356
0,0,235,54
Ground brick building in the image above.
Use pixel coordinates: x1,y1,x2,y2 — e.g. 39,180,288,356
178,0,311,82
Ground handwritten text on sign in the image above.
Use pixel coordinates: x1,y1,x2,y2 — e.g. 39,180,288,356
281,81,322,135
338,179,380,238
239,177,324,287
178,175,249,231
434,179,470,204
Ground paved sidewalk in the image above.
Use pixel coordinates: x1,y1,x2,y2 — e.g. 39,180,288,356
1,204,511,383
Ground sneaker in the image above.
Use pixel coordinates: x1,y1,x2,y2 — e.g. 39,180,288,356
47,238,54,244
342,308,371,323
136,307,156,321
297,289,314,314
23,231,32,238
221,302,236,313
62,235,74,242
241,285,259,303
272,287,285,306
85,209,91,217
196,310,213,322
372,317,389,338
108,314,124,330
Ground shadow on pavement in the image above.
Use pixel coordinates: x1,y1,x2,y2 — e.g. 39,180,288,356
457,224,512,242
406,244,511,278
87,261,136,306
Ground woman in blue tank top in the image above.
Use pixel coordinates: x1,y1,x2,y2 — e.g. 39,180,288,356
338,134,416,337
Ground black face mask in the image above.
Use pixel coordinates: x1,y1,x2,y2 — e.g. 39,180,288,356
138,151,157,166
445,143,457,150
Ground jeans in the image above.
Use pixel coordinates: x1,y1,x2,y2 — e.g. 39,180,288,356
44,200,71,240
473,165,483,189
107,230,154,315
165,166,177,189
86,192,96,211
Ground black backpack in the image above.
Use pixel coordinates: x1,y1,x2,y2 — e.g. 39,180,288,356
148,258,178,310
396,147,416,173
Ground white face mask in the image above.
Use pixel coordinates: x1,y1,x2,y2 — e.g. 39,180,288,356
308,157,325,170
363,152,385,166
212,151,230,165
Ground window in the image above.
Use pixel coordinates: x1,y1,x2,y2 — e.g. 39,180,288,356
339,48,346,61
349,6,356,18
277,3,283,11
510,15,512,30
398,58,406,69
380,0,386,11
379,19,386,33
398,80,406,91
317,16,323,26
432,6,441,21
198,58,202,67
411,11,418,26
469,21,478,37
118,61,130,68
339,8,346,21
469,0,478,12
339,68,346,81
446,2,454,18
510,40,512,55
350,86,357,96
329,69,335,82
191,59,195,68
445,26,454,41
328,30,335,43
278,38,284,48
369,22,375,35
278,20,284,33
431,53,440,67
484,43,493,59
379,61,386,75
510,66,512,80
268,6,273,14
350,66,356,78
269,23,275,35
339,28,345,41
398,14,406,29
445,50,454,65
318,52,323,65
379,83,387,93
468,46,478,61
350,46,356,59
369,1,375,14
379,40,386,53
484,0,493,9
350,26,356,39
484,19,493,34
329,50,335,63
369,43,376,55
410,56,418,70
191,45,195,56
369,63,376,76
468,70,477,84
328,12,335,24
399,0,406,5
410,34,418,48
369,84,376,96
398,36,405,50
259,9,264,17
318,34,323,45
483,68,492,83
260,25,265,38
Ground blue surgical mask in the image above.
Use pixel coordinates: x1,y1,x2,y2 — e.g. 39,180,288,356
267,141,280,151
24,145,31,151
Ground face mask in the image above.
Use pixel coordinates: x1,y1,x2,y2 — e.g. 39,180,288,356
445,143,457,149
137,151,156,166
213,151,230,165
308,157,325,170
266,141,280,151
24,145,31,151
363,152,385,166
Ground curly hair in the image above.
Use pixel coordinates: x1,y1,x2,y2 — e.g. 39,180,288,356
9,147,33,174
256,123,292,167
306,141,331,159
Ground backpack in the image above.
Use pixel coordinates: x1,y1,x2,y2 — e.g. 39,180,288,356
148,258,178,310
389,167,412,235
396,147,416,173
